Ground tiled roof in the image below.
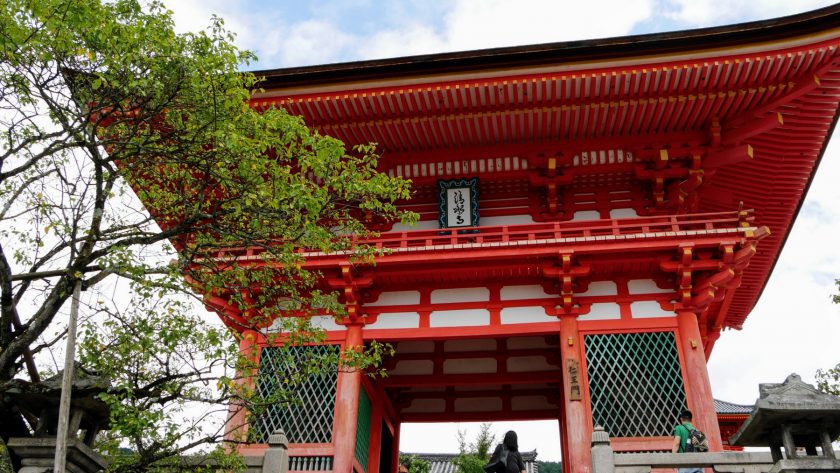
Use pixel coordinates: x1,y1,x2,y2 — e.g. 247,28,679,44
715,398,754,415
404,450,540,473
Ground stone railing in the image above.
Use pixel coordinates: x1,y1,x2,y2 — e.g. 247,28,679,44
591,426,774,473
8,430,292,473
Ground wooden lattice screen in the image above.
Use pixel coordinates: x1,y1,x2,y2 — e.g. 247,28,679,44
584,331,688,437
252,345,338,444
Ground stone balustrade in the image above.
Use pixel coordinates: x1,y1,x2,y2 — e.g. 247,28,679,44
591,425,774,473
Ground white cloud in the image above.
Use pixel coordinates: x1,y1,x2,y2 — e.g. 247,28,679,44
358,0,655,62
165,0,656,67
663,0,836,26
361,24,448,60
162,0,840,68
275,19,356,66
443,0,653,51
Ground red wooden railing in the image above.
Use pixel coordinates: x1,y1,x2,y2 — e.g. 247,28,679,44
363,210,752,251
209,210,754,260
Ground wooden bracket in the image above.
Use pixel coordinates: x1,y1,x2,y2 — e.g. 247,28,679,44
542,252,591,315
325,263,375,324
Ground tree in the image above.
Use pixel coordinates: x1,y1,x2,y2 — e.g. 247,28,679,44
0,0,412,470
537,460,562,473
815,281,840,396
398,454,431,473
816,363,840,396
452,423,496,473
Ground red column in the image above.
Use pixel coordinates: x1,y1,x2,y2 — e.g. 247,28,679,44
333,324,364,472
391,422,401,473
557,417,570,473
676,310,723,451
227,330,259,443
367,396,383,473
559,315,591,473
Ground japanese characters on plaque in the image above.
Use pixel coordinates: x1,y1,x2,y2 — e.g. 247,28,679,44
567,358,582,401
438,178,479,229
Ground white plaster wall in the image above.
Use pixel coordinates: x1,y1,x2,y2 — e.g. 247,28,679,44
572,210,601,221
264,316,347,334
630,301,676,318
610,207,639,218
365,312,420,329
481,214,537,226
578,303,621,321
628,279,673,294
390,220,440,232
500,285,552,301
500,306,556,324
262,317,285,334
366,290,421,306
577,281,618,296
430,287,490,304
308,316,346,331
443,358,497,374
430,309,490,327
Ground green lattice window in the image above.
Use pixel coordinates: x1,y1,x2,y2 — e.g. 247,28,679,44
252,345,338,444
354,387,372,471
584,331,687,437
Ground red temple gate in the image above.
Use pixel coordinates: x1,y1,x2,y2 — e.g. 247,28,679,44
191,6,840,473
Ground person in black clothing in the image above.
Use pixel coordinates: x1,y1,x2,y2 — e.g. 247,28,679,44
488,430,527,473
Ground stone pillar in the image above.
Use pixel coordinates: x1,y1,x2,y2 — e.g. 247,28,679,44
560,315,592,473
262,430,290,473
333,324,363,473
676,310,723,451
590,426,615,473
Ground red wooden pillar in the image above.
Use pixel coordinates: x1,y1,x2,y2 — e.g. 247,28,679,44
557,417,570,473
676,310,723,451
391,422,401,473
559,315,591,473
334,324,364,472
227,330,259,442
367,391,384,473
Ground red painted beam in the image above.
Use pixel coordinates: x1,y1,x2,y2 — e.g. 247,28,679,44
389,347,559,361
400,409,560,423
396,388,559,402
381,371,562,387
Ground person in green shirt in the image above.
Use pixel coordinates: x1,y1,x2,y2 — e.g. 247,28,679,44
671,409,702,473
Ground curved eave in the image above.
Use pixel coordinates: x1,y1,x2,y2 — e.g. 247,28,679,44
714,398,754,415
246,6,840,334
251,4,840,89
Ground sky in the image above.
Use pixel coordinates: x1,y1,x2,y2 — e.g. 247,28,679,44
164,0,840,462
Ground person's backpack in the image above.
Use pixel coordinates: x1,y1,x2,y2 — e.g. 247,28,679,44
685,427,709,452
483,445,508,473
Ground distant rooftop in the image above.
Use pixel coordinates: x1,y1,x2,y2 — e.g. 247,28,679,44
403,450,540,473
715,399,754,415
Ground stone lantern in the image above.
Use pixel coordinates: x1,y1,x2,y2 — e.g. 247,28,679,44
730,373,840,472
4,365,110,473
